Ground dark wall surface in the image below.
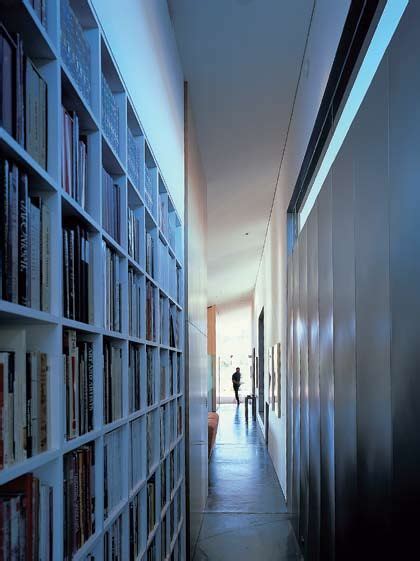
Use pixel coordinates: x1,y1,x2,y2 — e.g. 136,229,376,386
287,3,420,558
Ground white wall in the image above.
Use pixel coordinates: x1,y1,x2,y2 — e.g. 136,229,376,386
252,0,350,497
91,0,185,219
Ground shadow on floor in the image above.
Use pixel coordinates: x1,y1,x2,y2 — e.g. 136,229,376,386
193,404,302,561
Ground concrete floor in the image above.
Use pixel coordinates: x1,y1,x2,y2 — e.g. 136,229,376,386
193,404,302,561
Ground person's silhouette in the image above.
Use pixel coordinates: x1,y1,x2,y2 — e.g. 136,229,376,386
232,367,241,405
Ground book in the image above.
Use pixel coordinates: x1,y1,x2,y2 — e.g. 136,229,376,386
128,268,142,338
63,329,94,439
130,417,143,489
146,280,155,341
103,242,121,332
0,24,15,137
146,347,154,407
102,168,120,243
103,340,122,424
147,473,156,535
61,0,91,104
104,514,122,561
103,428,123,519
128,343,141,413
129,492,141,561
127,207,141,263
146,231,154,277
25,58,47,169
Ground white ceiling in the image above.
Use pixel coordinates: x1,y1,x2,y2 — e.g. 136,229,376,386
168,0,314,306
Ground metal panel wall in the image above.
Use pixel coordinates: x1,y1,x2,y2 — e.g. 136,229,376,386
298,227,310,553
307,206,321,561
353,57,392,557
388,1,420,555
331,132,357,561
317,174,335,561
286,3,420,558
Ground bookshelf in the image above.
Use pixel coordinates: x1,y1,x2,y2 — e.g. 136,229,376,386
0,1,185,560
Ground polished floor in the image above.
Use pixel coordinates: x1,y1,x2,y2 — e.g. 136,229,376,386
193,404,302,561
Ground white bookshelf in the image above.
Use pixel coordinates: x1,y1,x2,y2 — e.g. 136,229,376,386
0,1,185,560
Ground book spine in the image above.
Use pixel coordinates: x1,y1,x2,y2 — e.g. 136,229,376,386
41,201,50,311
18,173,29,306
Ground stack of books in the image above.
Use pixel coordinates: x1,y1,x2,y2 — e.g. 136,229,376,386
0,24,48,169
128,268,142,338
128,207,141,263
0,474,53,560
103,242,121,332
61,0,91,103
0,341,48,468
63,222,92,323
62,107,87,208
102,169,120,243
129,492,142,561
104,514,122,560
63,329,94,439
128,343,141,413
0,158,50,310
101,74,119,155
103,428,123,519
103,340,122,424
127,127,140,188
63,443,95,560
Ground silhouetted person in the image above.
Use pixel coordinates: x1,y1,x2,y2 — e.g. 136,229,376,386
232,367,241,405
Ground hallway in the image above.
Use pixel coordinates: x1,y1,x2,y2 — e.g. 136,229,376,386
193,405,302,561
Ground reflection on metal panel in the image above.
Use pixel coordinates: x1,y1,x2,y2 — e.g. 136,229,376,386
353,56,392,556
292,242,301,535
307,205,320,561
287,254,294,508
331,131,357,561
317,174,335,561
298,226,309,552
389,1,420,555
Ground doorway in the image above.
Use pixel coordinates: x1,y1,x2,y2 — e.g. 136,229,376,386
258,308,265,420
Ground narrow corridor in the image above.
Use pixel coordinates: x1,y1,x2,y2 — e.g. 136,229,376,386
193,405,302,561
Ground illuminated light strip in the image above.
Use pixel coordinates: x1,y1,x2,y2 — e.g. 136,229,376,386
299,0,409,232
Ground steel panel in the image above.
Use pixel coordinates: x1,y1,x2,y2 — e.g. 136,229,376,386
388,2,420,554
353,57,392,557
298,226,309,552
292,241,301,536
287,253,294,508
307,205,320,561
331,132,357,561
317,173,335,561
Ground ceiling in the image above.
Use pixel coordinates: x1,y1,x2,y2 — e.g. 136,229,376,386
168,0,314,306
